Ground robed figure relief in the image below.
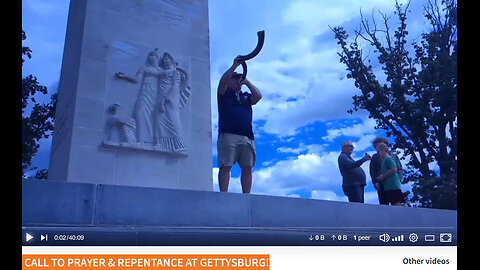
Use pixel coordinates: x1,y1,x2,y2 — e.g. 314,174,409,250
103,49,191,155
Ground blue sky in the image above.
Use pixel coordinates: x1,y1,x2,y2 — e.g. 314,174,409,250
22,0,434,204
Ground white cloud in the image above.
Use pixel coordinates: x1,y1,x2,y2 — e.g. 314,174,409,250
277,143,324,155
252,151,343,197
250,62,364,136
311,190,347,202
322,118,377,141
353,135,377,152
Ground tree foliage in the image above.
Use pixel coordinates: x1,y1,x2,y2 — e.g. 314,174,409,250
22,30,57,178
332,0,457,209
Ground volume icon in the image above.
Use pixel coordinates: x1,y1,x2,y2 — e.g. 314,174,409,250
391,235,404,242
379,233,390,243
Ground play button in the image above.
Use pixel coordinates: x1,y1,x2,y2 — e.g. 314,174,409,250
26,233,33,242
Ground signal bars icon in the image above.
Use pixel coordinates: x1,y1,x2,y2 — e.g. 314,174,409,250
391,235,404,242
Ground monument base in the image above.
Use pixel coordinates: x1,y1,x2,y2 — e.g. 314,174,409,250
22,179,457,246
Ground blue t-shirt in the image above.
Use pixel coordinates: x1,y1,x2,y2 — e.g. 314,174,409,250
218,87,254,140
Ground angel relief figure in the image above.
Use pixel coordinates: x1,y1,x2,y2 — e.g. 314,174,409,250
155,52,191,153
112,49,191,155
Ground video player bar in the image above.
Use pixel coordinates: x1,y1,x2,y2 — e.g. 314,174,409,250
22,227,456,246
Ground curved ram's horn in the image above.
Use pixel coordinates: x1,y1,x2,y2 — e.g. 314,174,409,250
238,30,265,82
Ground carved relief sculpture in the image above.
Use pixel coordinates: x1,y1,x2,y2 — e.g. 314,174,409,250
104,103,137,145
155,52,191,153
103,49,191,156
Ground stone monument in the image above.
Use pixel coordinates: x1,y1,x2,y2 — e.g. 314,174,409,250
48,0,212,191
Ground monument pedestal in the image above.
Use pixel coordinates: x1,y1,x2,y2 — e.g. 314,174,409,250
48,0,212,191
22,179,457,246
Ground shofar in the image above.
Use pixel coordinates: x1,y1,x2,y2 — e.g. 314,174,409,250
238,30,265,82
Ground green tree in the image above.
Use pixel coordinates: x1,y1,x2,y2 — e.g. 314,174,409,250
22,30,57,178
332,0,457,209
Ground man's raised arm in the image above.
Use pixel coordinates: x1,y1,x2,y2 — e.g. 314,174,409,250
217,56,243,96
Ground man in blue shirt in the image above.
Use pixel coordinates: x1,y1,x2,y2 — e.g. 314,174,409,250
217,56,262,193
338,141,371,203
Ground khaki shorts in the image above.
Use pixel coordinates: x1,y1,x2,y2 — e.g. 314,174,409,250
217,133,256,168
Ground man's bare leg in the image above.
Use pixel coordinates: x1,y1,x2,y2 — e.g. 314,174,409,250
218,166,232,192
240,166,252,194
